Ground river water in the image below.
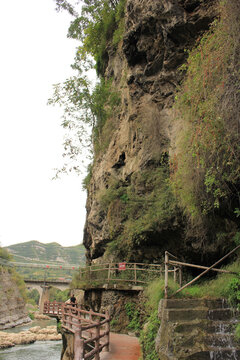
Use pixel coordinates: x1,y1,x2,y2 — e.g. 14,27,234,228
0,319,62,360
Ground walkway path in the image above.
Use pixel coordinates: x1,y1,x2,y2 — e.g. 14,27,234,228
100,332,141,360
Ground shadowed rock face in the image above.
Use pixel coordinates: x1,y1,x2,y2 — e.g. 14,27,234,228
83,0,217,264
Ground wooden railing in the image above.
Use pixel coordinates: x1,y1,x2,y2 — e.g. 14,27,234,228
78,262,172,286
44,301,110,360
44,301,63,317
164,244,240,298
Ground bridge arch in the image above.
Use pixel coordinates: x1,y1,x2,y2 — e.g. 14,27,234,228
25,280,70,313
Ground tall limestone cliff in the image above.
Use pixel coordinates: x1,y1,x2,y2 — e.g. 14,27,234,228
0,267,30,330
83,0,239,265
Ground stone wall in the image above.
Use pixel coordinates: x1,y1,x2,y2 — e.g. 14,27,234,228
84,288,142,333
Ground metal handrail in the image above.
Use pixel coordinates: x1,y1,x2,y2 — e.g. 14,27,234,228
165,244,240,298
78,262,167,286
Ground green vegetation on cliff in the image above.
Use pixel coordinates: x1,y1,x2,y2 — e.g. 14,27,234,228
50,0,126,177
99,163,179,260
0,246,28,302
68,0,126,76
9,268,28,302
171,0,240,241
53,0,239,260
81,0,239,263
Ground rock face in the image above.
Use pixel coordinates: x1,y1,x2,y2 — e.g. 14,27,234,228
0,267,30,330
84,288,141,333
84,0,217,264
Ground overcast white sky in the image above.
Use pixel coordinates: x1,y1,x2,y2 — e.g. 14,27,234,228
0,0,89,248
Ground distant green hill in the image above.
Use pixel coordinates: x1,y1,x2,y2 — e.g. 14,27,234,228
5,240,86,266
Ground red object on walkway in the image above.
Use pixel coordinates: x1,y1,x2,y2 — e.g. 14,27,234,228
100,332,141,360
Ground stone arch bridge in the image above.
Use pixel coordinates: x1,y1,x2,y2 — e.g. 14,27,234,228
11,261,78,313
24,278,71,313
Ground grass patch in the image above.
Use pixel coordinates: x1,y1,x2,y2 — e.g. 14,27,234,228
9,268,28,302
140,310,160,360
181,259,240,300
28,312,35,320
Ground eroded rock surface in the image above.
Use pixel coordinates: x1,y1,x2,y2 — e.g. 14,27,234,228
84,0,217,264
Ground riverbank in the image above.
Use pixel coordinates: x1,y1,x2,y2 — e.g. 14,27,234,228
0,325,61,349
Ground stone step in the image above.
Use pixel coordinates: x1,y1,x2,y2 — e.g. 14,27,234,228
166,308,233,322
208,308,234,321
205,299,229,310
175,320,208,333
157,299,240,360
164,298,229,310
205,334,239,348
175,320,236,334
211,321,238,334
181,349,240,359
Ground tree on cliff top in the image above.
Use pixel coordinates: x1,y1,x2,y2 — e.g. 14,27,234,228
49,0,125,178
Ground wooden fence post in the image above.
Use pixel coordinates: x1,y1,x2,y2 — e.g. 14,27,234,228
94,319,100,360
61,303,65,327
179,266,182,288
69,309,73,330
174,266,177,283
165,251,169,299
89,308,93,323
134,263,137,284
105,311,110,352
74,331,84,360
108,263,111,282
